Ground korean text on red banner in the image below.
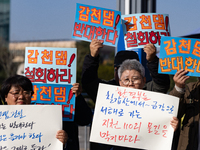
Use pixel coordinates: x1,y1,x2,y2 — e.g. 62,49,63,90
121,13,170,49
158,36,200,77
24,47,77,121
72,3,121,47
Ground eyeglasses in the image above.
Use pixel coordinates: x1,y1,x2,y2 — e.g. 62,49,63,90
9,91,32,98
120,76,142,86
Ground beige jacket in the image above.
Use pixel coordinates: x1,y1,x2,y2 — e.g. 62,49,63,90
170,81,200,150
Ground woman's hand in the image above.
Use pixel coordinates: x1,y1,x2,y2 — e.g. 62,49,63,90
170,117,179,131
71,83,82,97
143,43,156,62
56,130,68,144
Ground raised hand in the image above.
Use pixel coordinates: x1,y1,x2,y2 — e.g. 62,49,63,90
143,43,156,62
90,39,103,57
173,69,189,88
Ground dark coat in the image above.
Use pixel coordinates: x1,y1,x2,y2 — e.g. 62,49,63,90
63,94,93,150
82,54,170,103
170,81,200,150
81,54,170,150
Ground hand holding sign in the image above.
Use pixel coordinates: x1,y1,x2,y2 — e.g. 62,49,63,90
56,130,68,144
90,39,103,57
90,83,179,150
173,70,189,89
170,117,179,131
143,43,157,62
71,83,82,97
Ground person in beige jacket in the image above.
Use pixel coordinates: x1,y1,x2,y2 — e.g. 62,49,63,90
170,69,200,150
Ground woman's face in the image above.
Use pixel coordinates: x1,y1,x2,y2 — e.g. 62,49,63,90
119,69,146,89
5,86,32,105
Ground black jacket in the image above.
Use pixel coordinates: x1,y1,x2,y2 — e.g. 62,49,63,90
82,54,170,103
81,54,170,150
63,94,92,150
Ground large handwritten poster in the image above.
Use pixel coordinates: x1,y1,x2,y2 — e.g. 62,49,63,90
121,13,170,49
158,36,200,77
24,47,77,121
90,84,179,150
72,3,121,47
0,105,62,150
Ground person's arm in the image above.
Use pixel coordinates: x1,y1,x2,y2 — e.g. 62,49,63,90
170,69,189,119
169,70,189,150
170,69,189,97
81,39,104,102
143,44,170,93
74,94,93,126
71,83,93,126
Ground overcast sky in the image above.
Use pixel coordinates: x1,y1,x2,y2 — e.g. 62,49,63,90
10,0,200,42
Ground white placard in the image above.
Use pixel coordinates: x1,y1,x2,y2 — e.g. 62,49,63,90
90,83,179,150
0,105,62,150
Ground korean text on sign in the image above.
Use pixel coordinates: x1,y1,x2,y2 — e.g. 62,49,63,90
90,83,179,150
24,47,77,84
0,105,62,150
24,47,77,122
31,83,75,122
158,36,200,77
72,3,121,47
121,13,170,49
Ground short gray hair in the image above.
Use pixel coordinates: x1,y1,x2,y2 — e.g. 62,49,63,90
118,59,145,79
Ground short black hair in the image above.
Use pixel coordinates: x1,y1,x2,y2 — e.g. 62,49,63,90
114,51,139,68
0,75,33,104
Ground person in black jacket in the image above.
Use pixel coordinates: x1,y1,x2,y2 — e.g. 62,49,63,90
0,76,92,150
63,83,93,150
0,75,68,148
81,39,170,150
82,39,170,103
112,59,178,150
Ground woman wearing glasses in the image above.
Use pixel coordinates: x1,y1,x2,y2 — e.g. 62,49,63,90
112,59,179,150
0,75,68,146
118,59,146,89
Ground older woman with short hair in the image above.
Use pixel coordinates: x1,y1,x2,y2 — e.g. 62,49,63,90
0,75,68,146
118,59,146,89
112,59,179,150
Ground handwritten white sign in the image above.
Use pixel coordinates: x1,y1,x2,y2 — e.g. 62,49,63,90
0,105,62,150
90,83,179,150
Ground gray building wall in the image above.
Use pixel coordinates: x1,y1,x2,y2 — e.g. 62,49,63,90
0,0,10,46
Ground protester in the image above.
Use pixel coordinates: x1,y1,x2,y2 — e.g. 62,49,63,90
169,69,200,150
112,59,178,150
0,75,93,150
0,75,68,147
82,39,170,103
63,83,93,150
82,39,170,150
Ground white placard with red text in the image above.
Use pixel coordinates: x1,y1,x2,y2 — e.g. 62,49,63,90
90,83,179,150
